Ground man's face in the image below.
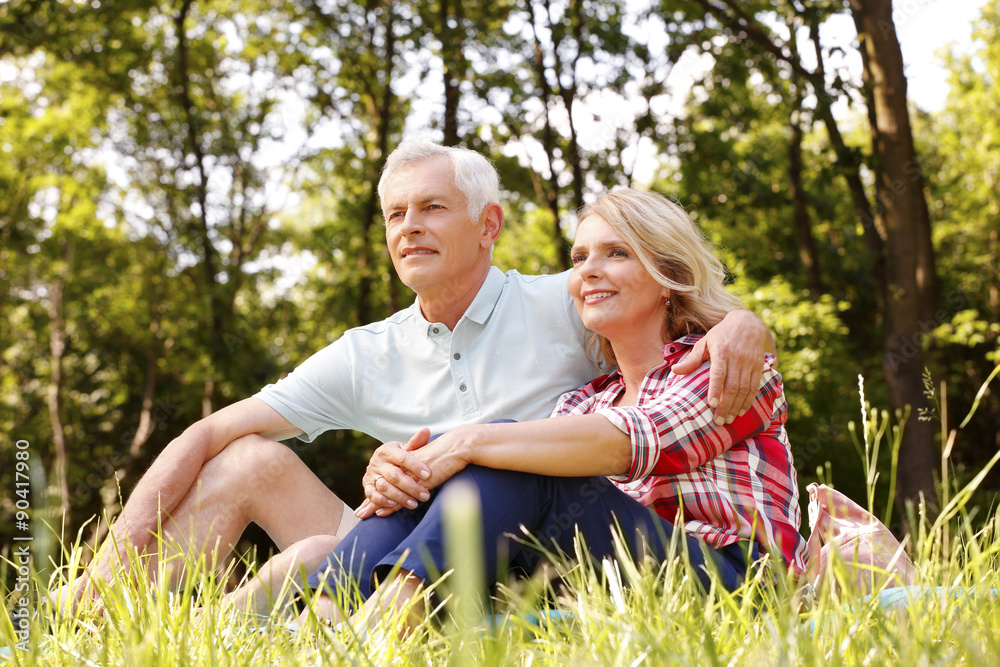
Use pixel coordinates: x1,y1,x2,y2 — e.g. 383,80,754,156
382,155,490,298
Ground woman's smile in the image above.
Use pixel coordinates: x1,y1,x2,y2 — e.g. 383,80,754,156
569,214,670,346
582,290,616,303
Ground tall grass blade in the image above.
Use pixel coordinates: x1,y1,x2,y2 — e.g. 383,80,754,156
441,479,485,666
959,364,1000,429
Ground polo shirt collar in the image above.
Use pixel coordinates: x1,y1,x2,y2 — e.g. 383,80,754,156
461,266,505,326
412,266,505,333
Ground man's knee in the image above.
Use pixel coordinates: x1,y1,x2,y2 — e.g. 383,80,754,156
206,434,302,488
187,436,307,520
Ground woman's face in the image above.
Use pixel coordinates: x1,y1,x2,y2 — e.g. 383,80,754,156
568,213,670,345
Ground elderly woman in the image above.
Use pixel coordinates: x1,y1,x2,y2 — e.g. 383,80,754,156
228,188,807,626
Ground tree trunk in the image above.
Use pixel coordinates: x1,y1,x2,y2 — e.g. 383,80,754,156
806,21,887,308
358,0,397,325
986,167,999,319
46,239,73,516
529,0,571,271
176,0,223,412
90,308,163,550
439,0,466,146
559,0,586,216
850,0,939,512
990,227,999,318
789,100,823,294
851,1,937,320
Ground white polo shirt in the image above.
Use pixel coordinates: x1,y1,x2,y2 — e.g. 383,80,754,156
255,267,604,444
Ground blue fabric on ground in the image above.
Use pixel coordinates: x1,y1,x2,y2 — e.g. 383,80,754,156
858,585,998,612
488,608,578,630
803,585,999,633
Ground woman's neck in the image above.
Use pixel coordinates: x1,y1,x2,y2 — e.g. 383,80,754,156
608,336,666,406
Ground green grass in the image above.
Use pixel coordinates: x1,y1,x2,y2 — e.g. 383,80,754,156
4,374,1000,666
6,538,1000,666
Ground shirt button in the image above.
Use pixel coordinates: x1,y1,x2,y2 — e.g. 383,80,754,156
432,327,440,334
454,353,461,360
459,384,467,392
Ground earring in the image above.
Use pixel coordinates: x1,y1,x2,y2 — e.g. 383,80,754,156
665,297,671,306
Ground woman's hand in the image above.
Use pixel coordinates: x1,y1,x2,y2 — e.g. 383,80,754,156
355,429,433,519
354,415,633,519
408,426,476,489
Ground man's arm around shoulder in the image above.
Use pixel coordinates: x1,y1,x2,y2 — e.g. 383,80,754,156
672,309,776,424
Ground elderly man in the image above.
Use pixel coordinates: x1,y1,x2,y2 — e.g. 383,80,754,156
66,140,772,603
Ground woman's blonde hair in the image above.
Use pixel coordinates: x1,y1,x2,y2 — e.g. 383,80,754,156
578,188,745,365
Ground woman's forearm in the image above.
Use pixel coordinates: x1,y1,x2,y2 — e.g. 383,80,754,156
456,415,634,478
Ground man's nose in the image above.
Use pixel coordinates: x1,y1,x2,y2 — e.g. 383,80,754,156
399,210,424,234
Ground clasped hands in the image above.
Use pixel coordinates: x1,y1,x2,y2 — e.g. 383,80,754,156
354,427,470,520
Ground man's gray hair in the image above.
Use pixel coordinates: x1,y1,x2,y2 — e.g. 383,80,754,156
378,140,501,223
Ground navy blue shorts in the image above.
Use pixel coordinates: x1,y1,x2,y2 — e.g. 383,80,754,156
306,464,757,602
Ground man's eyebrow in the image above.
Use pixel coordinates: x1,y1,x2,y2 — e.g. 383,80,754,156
414,194,448,206
384,194,449,210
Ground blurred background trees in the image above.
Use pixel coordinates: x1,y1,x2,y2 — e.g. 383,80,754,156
2,0,998,566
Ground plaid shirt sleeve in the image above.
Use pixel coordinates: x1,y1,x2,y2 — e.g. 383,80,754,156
551,373,612,418
597,354,784,483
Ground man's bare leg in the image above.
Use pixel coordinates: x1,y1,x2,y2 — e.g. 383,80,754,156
221,535,343,617
149,434,357,574
53,434,360,610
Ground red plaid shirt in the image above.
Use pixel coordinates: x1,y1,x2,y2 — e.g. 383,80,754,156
552,334,808,573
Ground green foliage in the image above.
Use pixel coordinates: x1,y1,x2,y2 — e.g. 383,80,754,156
2,0,999,583
492,205,565,276
737,278,852,409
